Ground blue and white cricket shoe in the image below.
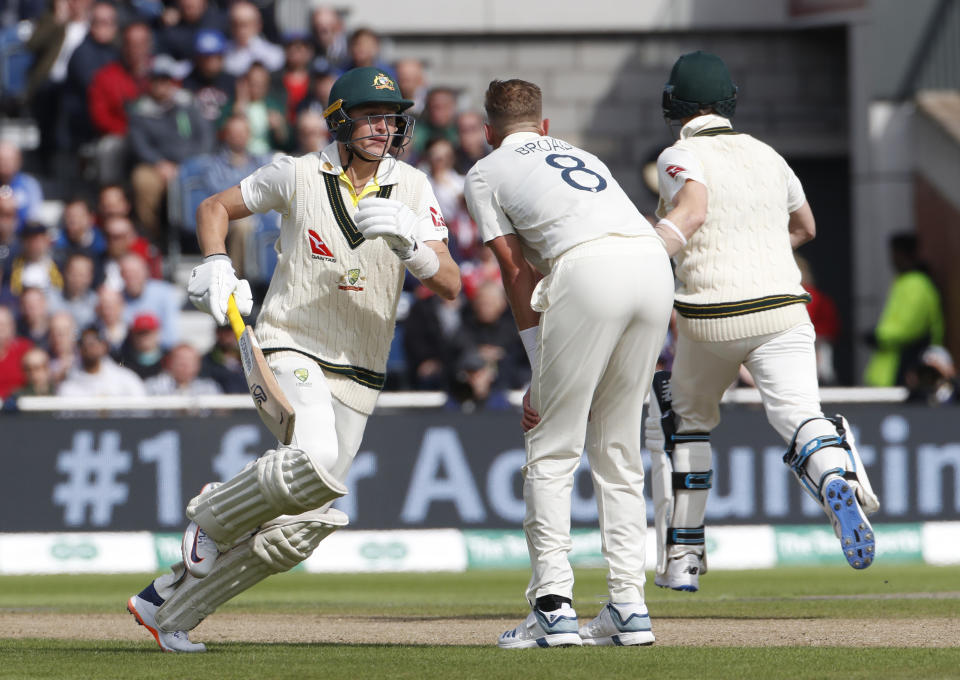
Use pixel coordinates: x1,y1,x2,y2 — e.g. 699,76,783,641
654,551,702,592
823,475,875,569
579,602,655,647
498,603,582,649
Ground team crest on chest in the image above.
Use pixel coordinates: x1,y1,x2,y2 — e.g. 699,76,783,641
338,268,366,291
308,229,336,262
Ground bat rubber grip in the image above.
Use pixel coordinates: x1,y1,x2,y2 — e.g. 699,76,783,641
227,295,246,340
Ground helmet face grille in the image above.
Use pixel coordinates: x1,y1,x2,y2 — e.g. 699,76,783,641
662,84,737,121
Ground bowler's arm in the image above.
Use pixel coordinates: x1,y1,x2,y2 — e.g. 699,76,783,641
486,234,540,331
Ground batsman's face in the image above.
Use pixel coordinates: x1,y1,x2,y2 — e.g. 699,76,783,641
349,104,400,158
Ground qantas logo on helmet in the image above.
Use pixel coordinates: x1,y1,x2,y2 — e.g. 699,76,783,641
665,165,686,179
372,73,396,91
308,230,336,262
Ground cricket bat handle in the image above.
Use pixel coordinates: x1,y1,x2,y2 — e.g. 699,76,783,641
226,294,246,341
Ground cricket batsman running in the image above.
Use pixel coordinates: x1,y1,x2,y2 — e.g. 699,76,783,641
126,66,461,652
646,51,880,593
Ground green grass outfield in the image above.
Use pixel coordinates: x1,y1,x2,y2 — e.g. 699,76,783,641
2,565,959,679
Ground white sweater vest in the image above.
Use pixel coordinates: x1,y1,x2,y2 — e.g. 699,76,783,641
255,153,425,413
667,131,810,342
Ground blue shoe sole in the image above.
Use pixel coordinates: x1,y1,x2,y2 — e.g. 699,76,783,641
824,478,875,569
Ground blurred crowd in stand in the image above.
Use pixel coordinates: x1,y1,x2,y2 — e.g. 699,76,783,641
0,1,952,411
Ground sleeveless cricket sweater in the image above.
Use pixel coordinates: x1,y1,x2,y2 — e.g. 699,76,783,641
255,153,425,414
670,130,810,342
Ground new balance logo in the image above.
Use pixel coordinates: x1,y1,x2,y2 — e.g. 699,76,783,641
683,566,699,575
665,165,685,179
308,230,336,262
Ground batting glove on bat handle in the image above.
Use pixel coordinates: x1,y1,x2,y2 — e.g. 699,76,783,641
187,254,253,326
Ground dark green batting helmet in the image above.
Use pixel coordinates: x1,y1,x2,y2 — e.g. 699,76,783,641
662,51,738,121
323,67,415,155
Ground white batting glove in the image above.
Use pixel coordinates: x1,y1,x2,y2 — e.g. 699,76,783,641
187,254,253,326
355,197,419,260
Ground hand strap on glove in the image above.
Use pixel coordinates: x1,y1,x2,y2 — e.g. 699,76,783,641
401,241,440,280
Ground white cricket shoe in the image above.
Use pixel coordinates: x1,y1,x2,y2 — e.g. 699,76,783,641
182,482,221,578
127,594,205,653
579,602,655,646
497,604,582,649
654,551,703,592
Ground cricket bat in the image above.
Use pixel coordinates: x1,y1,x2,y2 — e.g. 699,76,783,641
227,294,296,445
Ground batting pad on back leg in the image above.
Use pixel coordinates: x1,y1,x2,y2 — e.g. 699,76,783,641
186,447,347,549
155,509,348,632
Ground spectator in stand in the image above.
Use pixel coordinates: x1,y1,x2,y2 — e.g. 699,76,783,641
411,86,459,157
94,283,127,355
16,285,50,348
309,6,347,75
293,109,328,154
222,61,288,154
119,253,181,348
60,0,118,152
905,345,958,405
453,280,529,391
53,197,106,269
156,0,227,62
446,345,511,412
394,57,427,116
0,141,43,228
129,54,215,244
0,189,19,290
864,232,945,387
100,213,164,287
119,311,165,379
24,0,92,167
146,342,222,395
87,21,154,184
57,325,146,397
183,29,236,125
280,31,314,123
7,222,62,296
48,252,99,329
796,254,840,385
459,243,501,299
454,110,490,175
223,1,283,77
294,67,337,116
3,347,56,409
204,113,271,275
342,27,393,77
421,137,465,229
403,292,464,391
200,323,247,393
47,310,78,383
0,304,32,400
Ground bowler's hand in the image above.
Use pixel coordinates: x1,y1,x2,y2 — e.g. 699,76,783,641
521,388,540,432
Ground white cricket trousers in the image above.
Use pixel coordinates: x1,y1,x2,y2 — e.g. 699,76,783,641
267,351,368,486
671,322,825,442
523,235,674,605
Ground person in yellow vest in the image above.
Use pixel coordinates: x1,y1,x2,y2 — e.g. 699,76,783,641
864,233,944,387
126,66,461,652
645,51,881,594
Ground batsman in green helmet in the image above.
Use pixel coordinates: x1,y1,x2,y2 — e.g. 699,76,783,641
646,51,880,594
126,66,461,652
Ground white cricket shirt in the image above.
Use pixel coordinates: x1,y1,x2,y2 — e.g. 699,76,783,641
464,131,655,273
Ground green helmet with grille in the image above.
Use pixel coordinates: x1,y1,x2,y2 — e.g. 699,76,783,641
662,51,738,121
